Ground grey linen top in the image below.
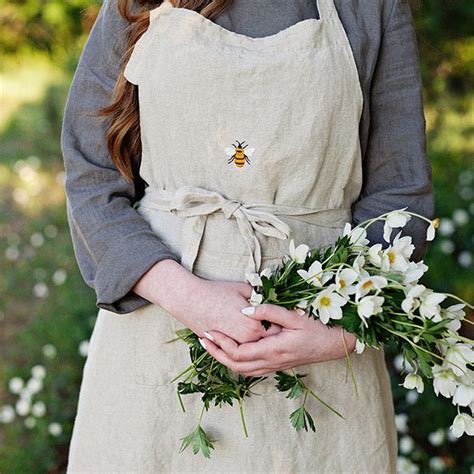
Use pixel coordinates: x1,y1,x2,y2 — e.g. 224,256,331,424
60,0,435,314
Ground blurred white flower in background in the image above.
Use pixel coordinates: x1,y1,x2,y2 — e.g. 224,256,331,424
439,239,455,254
15,398,30,416
405,390,419,405
30,233,45,248
438,218,455,237
79,340,90,357
452,208,469,226
48,422,63,437
33,282,49,299
44,224,58,238
42,344,57,359
397,456,419,474
0,405,16,423
31,365,46,379
8,377,24,394
395,413,409,433
399,435,415,454
31,401,46,418
428,428,445,447
26,377,43,395
24,416,37,429
52,269,67,286
428,456,446,472
5,246,20,261
458,250,472,268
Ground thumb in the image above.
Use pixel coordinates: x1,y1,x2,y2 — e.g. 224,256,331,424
241,303,304,329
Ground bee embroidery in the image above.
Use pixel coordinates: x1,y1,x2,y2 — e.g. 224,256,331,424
225,140,255,168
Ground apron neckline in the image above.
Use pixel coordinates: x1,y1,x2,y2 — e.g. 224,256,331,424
154,0,332,51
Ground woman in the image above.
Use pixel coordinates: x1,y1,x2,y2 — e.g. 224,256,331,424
62,0,434,472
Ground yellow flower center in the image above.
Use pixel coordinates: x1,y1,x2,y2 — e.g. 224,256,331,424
387,251,395,263
339,279,346,288
320,296,331,306
362,280,373,289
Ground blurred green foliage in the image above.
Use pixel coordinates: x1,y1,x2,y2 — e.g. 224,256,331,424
0,0,473,472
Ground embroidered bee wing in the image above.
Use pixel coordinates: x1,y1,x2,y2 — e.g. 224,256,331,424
245,147,255,157
225,147,235,156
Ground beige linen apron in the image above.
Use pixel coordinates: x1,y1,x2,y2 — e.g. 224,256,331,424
67,0,398,472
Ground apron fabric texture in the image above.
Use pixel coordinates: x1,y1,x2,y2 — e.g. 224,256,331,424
67,0,398,472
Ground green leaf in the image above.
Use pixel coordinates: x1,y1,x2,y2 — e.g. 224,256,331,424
289,405,316,432
179,425,215,459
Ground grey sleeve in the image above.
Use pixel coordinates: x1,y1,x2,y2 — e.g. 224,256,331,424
351,0,435,262
60,0,180,314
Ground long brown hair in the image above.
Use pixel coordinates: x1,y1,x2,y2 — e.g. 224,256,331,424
90,0,233,182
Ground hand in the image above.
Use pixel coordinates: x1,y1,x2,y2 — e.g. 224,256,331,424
200,303,356,376
132,259,282,343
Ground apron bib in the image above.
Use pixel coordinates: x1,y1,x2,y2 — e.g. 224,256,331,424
68,1,398,472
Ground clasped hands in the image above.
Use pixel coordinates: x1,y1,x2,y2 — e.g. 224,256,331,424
199,302,357,377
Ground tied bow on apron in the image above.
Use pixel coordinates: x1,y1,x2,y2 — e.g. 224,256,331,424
138,185,352,276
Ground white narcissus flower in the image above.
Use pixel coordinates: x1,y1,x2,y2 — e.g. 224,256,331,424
354,274,388,301
442,303,466,322
383,209,411,243
443,303,466,333
402,373,425,393
311,284,347,324
443,344,474,377
403,260,428,285
260,267,273,279
245,272,262,287
452,371,474,407
249,289,263,306
450,413,474,438
382,231,414,272
432,365,458,398
401,284,426,314
289,239,309,264
357,295,384,327
296,299,309,309
419,290,447,322
343,224,370,247
367,243,385,268
355,339,365,354
297,260,332,287
352,253,365,273
426,218,440,241
334,268,358,298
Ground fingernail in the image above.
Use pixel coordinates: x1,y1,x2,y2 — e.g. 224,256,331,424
198,338,207,350
203,331,214,341
295,308,306,316
241,306,256,316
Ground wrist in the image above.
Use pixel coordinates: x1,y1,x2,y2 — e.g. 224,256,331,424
132,258,200,311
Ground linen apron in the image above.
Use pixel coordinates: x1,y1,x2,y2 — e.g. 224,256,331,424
67,0,398,472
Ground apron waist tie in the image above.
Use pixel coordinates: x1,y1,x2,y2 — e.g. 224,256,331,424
138,185,352,275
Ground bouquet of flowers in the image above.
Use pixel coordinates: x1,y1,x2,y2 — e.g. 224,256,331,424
169,208,473,458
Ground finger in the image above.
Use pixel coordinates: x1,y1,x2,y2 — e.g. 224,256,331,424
200,337,268,374
241,303,304,329
204,330,267,363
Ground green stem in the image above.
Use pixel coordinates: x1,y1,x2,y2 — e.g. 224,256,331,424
307,389,345,419
238,399,249,438
341,330,359,400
